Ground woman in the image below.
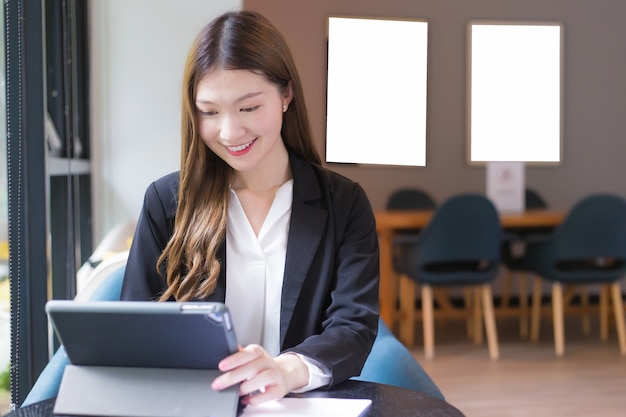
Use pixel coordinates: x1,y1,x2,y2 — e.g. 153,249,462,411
121,10,379,405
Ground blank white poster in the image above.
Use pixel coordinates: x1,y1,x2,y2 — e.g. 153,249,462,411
326,17,428,166
469,23,561,162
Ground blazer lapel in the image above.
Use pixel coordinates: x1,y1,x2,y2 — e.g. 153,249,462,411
280,155,327,346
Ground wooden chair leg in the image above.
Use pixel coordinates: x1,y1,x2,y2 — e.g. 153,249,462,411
464,287,473,339
398,274,416,347
481,284,500,360
501,269,513,308
552,282,565,356
519,272,529,339
530,276,543,343
600,285,609,342
422,284,435,360
581,286,590,336
473,287,483,345
610,283,626,355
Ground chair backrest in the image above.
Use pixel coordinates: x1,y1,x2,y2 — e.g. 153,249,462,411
553,194,626,262
386,188,436,210
417,194,502,270
21,257,127,407
525,188,548,209
75,251,128,301
354,319,445,400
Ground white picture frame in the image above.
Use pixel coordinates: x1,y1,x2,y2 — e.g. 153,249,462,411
468,21,563,164
326,16,428,167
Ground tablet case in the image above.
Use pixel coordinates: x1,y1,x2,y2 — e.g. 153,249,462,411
46,300,241,417
54,366,239,417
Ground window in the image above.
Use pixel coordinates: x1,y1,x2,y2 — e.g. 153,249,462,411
1,2,10,412
4,0,92,407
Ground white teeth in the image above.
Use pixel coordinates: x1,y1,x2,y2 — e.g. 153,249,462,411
228,140,254,152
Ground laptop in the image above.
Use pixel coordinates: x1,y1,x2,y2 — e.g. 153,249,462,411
46,300,241,417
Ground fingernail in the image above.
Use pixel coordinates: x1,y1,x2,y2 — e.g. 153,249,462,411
212,379,222,390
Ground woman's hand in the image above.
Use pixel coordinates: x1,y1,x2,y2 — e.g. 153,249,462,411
211,344,310,405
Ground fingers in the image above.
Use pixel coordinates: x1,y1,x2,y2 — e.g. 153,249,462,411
218,344,265,373
211,344,291,402
212,345,264,391
241,382,285,406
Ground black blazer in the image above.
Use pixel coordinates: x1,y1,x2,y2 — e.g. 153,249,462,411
121,152,380,387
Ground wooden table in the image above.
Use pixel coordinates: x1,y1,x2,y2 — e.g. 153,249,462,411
375,209,567,328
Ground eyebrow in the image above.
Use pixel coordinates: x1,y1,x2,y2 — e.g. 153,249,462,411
195,91,264,105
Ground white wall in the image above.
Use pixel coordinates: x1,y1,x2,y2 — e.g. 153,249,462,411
89,0,242,243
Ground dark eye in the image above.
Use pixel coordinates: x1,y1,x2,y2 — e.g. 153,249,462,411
199,110,218,117
241,105,260,113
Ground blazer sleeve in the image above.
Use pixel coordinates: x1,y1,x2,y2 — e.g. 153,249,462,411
120,174,178,301
284,175,380,387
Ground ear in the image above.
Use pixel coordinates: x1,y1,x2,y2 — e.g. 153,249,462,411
282,80,294,108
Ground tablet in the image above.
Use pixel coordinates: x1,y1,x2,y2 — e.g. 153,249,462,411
46,300,239,369
46,300,241,417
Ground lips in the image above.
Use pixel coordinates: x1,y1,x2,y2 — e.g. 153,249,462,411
226,138,256,156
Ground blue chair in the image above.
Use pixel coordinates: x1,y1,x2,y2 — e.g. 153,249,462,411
525,194,626,356
354,319,445,400
396,194,503,360
21,260,127,407
23,259,445,405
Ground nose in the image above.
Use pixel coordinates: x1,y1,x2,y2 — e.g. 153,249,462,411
220,113,245,143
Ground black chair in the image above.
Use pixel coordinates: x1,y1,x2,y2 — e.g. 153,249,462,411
386,188,437,285
386,188,437,211
525,194,626,356
499,188,549,338
395,194,503,360
524,188,548,210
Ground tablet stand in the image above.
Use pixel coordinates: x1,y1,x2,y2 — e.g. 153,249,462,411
53,365,240,417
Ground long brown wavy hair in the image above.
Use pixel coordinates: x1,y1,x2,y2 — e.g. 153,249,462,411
157,11,321,301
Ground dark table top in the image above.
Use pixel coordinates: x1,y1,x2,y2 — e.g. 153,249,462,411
4,380,465,417
294,380,465,417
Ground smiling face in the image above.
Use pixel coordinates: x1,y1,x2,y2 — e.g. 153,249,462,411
195,69,293,179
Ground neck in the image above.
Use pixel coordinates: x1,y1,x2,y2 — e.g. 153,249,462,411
232,143,291,193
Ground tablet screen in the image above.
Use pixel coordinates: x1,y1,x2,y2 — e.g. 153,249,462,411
46,300,239,369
